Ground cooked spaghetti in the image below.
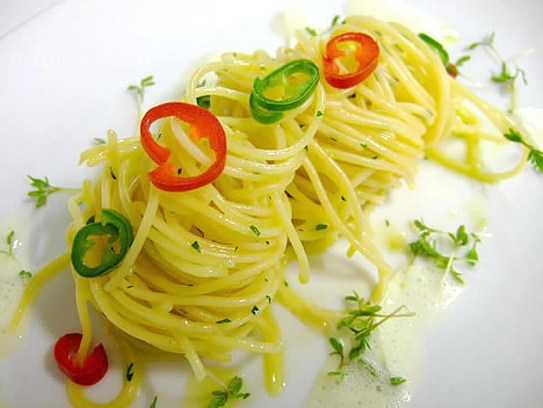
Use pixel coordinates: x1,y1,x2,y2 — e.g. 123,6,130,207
9,15,530,408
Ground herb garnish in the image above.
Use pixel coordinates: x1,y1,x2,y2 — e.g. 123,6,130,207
27,176,79,209
249,225,261,236
197,95,211,109
127,75,155,103
390,376,407,386
125,362,134,382
327,292,413,377
305,27,318,36
305,14,342,37
418,33,461,77
408,219,481,284
208,376,250,408
0,230,15,256
503,128,543,172
467,32,528,112
150,395,158,408
191,241,202,253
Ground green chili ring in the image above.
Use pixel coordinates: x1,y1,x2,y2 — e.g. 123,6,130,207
251,59,320,111
71,208,134,278
249,92,285,124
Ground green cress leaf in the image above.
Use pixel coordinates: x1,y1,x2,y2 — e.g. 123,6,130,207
408,219,481,283
329,293,413,373
503,129,543,172
390,376,407,386
305,26,318,36
27,175,79,208
503,128,523,143
208,376,250,408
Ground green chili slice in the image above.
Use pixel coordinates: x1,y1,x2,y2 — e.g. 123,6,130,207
250,58,320,124
71,208,134,278
249,92,284,124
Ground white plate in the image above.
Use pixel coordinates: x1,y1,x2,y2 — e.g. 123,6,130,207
1,0,542,407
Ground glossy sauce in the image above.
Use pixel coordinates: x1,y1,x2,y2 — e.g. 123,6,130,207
305,260,464,408
0,217,31,357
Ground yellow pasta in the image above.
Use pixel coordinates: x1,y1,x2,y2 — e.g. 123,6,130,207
9,15,530,407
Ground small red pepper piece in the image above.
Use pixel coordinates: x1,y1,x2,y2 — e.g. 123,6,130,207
53,333,108,386
323,32,380,89
140,102,227,192
446,62,458,78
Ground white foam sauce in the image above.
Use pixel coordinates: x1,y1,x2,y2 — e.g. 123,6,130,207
305,258,464,408
0,216,31,356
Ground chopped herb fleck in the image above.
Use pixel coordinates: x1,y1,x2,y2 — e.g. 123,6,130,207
197,95,211,110
125,362,134,382
191,241,202,253
216,318,232,324
249,225,261,236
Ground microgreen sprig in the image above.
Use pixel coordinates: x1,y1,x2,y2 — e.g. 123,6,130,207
305,14,342,37
327,292,413,377
92,137,106,145
27,175,80,209
503,128,543,172
208,376,250,408
127,75,155,103
127,75,155,117
408,219,481,284
467,32,528,113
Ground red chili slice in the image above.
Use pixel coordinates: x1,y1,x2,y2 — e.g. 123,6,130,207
323,32,380,89
140,102,227,192
53,333,108,386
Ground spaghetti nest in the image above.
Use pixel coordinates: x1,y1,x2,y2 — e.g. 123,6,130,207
61,15,525,405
